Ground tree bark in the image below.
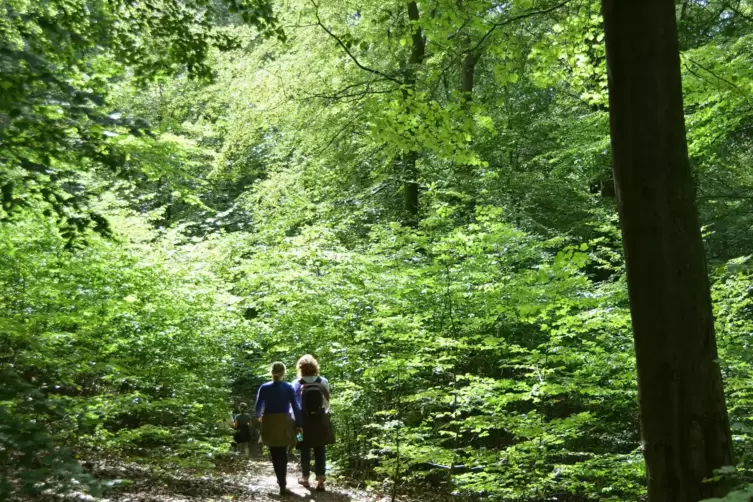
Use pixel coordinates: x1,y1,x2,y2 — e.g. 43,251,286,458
461,45,478,99
601,1,734,500
403,150,420,218
401,1,425,223
458,35,479,208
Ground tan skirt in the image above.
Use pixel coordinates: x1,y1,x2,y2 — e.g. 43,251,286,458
260,413,296,447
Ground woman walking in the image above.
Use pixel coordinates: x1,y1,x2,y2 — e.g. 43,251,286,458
255,362,302,496
233,403,253,458
294,354,335,492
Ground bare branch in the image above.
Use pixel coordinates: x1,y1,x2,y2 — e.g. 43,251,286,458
304,88,394,102
301,79,395,103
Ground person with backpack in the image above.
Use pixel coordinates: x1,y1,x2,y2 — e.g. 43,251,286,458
293,354,335,492
233,403,253,458
255,361,302,496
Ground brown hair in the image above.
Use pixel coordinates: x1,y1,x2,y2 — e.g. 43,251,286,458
239,402,248,412
297,354,320,378
270,361,286,381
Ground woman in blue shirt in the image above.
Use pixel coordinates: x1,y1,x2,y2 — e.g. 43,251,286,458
255,361,302,496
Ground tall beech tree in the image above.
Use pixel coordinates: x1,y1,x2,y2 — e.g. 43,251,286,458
602,1,734,500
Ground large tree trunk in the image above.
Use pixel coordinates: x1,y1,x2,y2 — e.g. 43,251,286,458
601,1,734,500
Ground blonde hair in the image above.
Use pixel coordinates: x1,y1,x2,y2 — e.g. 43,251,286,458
270,361,286,381
297,354,320,378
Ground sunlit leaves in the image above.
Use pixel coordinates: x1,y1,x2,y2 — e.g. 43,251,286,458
0,214,251,497
0,0,281,241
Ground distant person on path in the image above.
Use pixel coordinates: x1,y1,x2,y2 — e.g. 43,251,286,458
293,354,335,492
233,403,253,458
255,361,302,496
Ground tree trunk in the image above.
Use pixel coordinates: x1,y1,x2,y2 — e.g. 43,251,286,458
403,150,419,218
456,40,479,211
401,1,425,224
601,1,734,500
461,45,478,99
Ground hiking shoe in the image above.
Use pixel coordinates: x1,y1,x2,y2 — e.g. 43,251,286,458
279,486,293,496
315,480,325,492
298,477,310,488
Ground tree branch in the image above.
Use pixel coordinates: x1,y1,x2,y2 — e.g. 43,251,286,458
304,88,394,102
314,113,365,156
727,2,753,23
698,194,753,201
471,0,571,55
311,0,402,85
687,57,742,93
431,1,571,100
301,79,394,102
686,57,753,108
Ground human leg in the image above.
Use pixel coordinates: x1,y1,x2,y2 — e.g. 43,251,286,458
299,447,311,487
300,447,312,477
313,446,326,478
314,446,326,491
269,446,288,489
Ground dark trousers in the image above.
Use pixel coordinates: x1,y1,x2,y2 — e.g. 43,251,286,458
300,446,326,478
269,446,288,487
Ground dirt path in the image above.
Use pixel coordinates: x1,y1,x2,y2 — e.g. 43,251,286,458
223,457,391,502
91,454,395,502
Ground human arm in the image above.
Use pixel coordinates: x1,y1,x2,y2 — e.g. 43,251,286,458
288,383,302,426
292,380,302,408
320,377,331,412
255,385,265,419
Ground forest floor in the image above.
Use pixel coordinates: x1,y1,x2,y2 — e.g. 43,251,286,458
83,452,405,502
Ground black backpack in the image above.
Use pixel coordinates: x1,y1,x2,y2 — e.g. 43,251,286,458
300,377,325,416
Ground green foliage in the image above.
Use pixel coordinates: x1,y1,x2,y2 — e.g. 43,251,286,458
703,485,753,502
5,0,753,500
0,0,280,245
0,213,250,497
222,203,643,499
0,368,100,498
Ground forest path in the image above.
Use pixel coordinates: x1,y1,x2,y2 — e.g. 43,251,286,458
92,452,399,502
